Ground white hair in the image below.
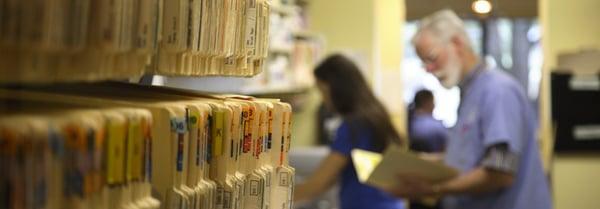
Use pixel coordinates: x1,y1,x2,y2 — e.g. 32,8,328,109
412,9,471,47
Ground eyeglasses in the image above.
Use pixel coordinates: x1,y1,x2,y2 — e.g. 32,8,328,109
420,44,446,65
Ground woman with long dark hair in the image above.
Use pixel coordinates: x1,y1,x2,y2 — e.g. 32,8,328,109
294,54,406,209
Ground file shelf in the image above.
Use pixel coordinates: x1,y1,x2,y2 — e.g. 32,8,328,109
0,0,299,209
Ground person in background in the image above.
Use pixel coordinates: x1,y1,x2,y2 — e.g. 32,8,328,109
294,54,406,209
408,89,448,153
407,89,448,209
387,9,552,209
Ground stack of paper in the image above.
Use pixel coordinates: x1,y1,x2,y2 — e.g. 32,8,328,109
0,0,271,84
0,0,160,83
0,83,295,209
155,0,271,77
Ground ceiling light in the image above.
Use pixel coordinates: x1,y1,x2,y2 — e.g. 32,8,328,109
472,0,492,14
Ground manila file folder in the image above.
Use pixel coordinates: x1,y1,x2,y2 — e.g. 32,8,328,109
351,147,458,189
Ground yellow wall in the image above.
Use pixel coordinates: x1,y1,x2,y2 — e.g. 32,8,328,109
293,0,367,147
292,0,407,147
309,0,375,76
539,0,600,208
542,0,600,68
552,154,600,209
374,0,407,137
289,0,376,147
294,0,406,146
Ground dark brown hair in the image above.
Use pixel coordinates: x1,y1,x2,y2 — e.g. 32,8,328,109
414,89,434,109
314,54,403,151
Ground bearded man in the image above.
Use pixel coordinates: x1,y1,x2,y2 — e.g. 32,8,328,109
387,10,552,209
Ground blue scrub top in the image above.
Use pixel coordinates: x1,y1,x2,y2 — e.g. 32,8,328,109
330,122,405,209
443,63,552,209
409,113,448,152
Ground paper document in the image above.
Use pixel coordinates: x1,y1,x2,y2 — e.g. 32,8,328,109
351,147,458,189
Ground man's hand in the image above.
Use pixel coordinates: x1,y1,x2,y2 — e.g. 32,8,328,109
385,167,515,200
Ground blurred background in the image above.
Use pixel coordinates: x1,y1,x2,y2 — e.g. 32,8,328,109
4,0,596,208
165,0,600,209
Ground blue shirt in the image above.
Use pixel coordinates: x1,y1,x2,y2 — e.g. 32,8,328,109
409,113,448,152
443,64,552,209
330,122,405,209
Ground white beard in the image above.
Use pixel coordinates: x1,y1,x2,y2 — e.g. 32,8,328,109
433,48,462,89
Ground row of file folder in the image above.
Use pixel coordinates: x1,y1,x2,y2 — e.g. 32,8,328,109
0,0,271,83
0,82,295,209
0,100,161,209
